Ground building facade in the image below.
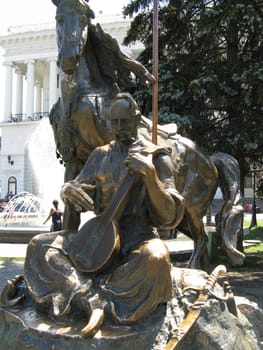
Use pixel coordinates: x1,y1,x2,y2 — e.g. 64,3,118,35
0,16,141,202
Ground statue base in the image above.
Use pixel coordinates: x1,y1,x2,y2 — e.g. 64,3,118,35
0,305,167,350
0,268,260,350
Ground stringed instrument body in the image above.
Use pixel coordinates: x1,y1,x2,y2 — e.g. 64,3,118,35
69,173,139,273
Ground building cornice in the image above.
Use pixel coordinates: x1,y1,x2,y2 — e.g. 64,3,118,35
0,15,133,50
0,15,143,63
0,29,55,48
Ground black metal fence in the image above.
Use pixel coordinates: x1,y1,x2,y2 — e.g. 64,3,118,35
7,112,49,123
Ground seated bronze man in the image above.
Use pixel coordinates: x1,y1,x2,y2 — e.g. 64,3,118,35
23,93,185,336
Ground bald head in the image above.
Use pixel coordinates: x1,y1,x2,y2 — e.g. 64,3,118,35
110,93,141,120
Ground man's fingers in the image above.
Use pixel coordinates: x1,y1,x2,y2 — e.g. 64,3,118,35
74,193,93,210
80,184,96,191
65,189,94,211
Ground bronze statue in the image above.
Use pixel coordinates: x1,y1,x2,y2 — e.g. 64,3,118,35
0,4,260,349
50,0,155,230
0,94,242,346
19,93,184,337
50,0,244,268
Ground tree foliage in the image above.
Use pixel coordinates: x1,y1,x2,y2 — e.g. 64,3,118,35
123,0,263,187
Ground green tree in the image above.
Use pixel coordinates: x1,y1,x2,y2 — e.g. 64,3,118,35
123,0,263,191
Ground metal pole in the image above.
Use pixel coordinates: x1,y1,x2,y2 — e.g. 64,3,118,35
249,163,257,228
152,0,158,145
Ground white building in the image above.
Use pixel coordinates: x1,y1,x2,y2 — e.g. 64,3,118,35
0,16,142,203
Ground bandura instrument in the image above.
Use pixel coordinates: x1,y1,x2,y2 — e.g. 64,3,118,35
69,173,139,273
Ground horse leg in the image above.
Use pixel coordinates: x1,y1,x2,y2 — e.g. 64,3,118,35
185,212,209,270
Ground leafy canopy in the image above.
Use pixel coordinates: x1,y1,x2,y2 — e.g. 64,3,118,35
123,0,263,180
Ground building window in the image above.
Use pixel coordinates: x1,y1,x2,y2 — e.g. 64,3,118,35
7,176,17,200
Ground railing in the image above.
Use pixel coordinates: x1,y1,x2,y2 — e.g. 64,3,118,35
3,113,49,123
7,22,55,34
96,14,131,24
10,114,24,122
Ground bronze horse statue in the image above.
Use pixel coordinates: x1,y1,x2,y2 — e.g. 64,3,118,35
50,0,245,268
50,0,155,227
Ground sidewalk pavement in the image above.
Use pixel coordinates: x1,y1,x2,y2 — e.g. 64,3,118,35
0,243,27,258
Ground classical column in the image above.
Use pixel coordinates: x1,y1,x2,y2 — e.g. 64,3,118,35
26,60,35,120
43,75,49,115
15,68,24,119
48,57,58,111
3,62,13,122
35,83,42,117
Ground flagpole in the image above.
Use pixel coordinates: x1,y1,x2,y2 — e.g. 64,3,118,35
152,0,158,144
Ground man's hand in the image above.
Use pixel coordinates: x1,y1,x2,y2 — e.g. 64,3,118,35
124,152,154,177
61,182,95,212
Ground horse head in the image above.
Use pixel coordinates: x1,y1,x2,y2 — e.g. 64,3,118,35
52,0,94,74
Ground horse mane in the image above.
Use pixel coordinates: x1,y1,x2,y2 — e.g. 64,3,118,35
88,22,154,90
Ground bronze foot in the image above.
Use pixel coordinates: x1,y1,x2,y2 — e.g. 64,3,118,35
81,307,104,337
81,293,106,337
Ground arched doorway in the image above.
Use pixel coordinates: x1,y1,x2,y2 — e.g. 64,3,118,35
7,176,17,200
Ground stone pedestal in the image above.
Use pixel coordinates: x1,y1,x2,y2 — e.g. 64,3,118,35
0,268,260,350
0,304,167,350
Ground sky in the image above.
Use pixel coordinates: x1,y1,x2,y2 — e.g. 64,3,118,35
0,1,130,33
0,0,130,119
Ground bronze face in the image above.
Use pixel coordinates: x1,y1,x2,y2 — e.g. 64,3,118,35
110,94,141,145
110,105,139,145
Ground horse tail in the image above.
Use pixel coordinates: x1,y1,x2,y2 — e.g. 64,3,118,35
210,152,245,265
